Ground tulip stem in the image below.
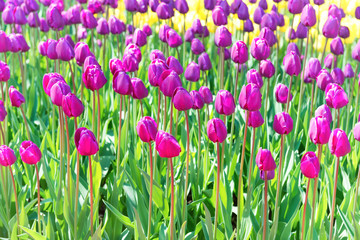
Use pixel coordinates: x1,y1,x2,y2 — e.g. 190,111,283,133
246,128,256,204
18,53,26,101
58,107,64,204
214,142,221,240
309,144,322,240
346,63,359,133
35,164,41,234
117,35,121,58
272,134,285,239
0,165,10,229
329,156,340,240
220,47,225,90
20,105,31,140
116,95,123,178
169,157,175,240
68,61,76,94
0,120,5,144
183,111,190,222
237,111,249,238
74,120,80,240
337,108,340,129
263,171,268,240
301,179,311,240
169,101,174,134
196,109,201,188
157,89,161,126
163,97,167,131
97,90,101,144
92,92,96,135
147,143,154,240
9,166,19,234
309,81,317,120
103,35,106,72
89,155,94,236
285,75,294,113
320,38,328,65
264,78,270,125
183,13,186,67
353,158,360,216
64,116,71,205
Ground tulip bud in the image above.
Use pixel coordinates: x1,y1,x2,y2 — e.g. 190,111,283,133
256,148,276,171
244,19,254,32
166,29,183,48
259,60,275,78
0,145,16,167
214,26,232,47
109,16,125,34
300,4,316,27
296,22,308,39
75,42,94,66
50,81,71,106
159,70,182,97
322,16,340,39
251,37,270,61
283,51,301,76
191,38,205,55
247,110,264,128
330,37,344,56
315,104,332,124
184,62,200,82
84,56,101,70
325,83,348,109
172,87,193,111
166,56,183,75
316,69,333,91
324,53,337,69
133,29,147,47
83,64,107,91
207,118,227,143
80,9,97,29
0,31,9,53
328,4,341,22
143,24,152,36
246,69,263,88
155,130,181,158
215,90,235,115
124,0,138,11
0,100,6,122
356,7,360,20
352,40,360,62
354,122,360,141
261,13,276,31
137,116,158,142
190,90,205,109
62,93,84,118
74,127,99,156
288,0,304,14
198,52,212,71
46,4,65,30
339,26,349,39
156,3,172,19
254,7,265,24
288,28,297,40
96,17,109,35
150,50,166,61
56,38,75,61
185,28,195,42
231,41,248,64
124,44,142,62
191,19,203,35
20,141,42,165
148,59,168,87
112,71,132,95
328,128,351,157
13,6,26,25
331,68,344,85
344,64,354,78
8,86,25,107
28,12,40,27
212,6,227,26
131,78,148,100
273,112,293,135
199,86,213,104
0,61,10,82
66,5,81,25
239,83,262,111
300,152,320,178
275,83,293,103
306,58,321,79
237,1,249,20
122,54,139,72
259,0,268,9
259,27,276,47
309,116,331,144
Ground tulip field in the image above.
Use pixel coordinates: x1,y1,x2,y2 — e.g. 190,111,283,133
2,0,360,239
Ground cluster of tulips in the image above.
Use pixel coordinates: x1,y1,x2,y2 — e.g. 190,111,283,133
1,0,360,238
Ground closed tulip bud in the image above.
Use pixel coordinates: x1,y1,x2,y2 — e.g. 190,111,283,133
296,22,308,39
8,34,21,53
239,83,262,111
159,24,171,43
328,4,341,22
230,0,241,13
247,110,264,128
124,0,138,11
261,13,276,31
28,12,40,27
148,59,168,87
258,27,275,47
143,24,152,36
259,60,275,78
190,90,205,109
124,44,142,62
324,54,337,69
83,64,107,91
38,41,47,56
132,29,146,47
84,56,101,70
283,51,301,76
2,4,14,24
300,152,320,178
40,18,50,32
214,26,232,47
25,0,39,12
244,19,254,32
260,170,275,180
288,28,297,40
0,61,10,82
330,37,344,56
88,0,103,14
300,4,316,27
247,69,263,88
15,34,29,52
122,54,139,72
315,104,332,124
112,71,132,95
309,115,331,145
328,129,351,157
256,148,276,171
231,41,248,64
314,0,324,4
8,86,25,107
288,0,304,14
199,86,213,104
254,7,265,24
156,3,172,20
75,42,94,66
306,58,321,79
172,87,193,111
237,1,249,20
150,50,166,62
316,69,333,91
217,0,230,15
259,0,268,9
0,31,10,53
46,4,65,30
131,78,148,100
159,70,182,97
339,26,350,39
137,116,158,142
204,0,216,10
96,17,109,35
207,118,227,143
0,146,16,167
109,16,125,34
352,40,360,62
175,0,189,13
251,37,270,61
166,56,183,75
109,58,124,75
273,112,293,135
42,73,65,96
197,53,212,72
356,7,360,20
64,35,75,49
215,90,235,115
212,6,227,26
56,38,75,61
322,16,339,39
325,83,348,109
13,6,26,25
275,83,292,103
74,127,99,156
66,5,81,25
192,19,203,35
354,122,360,141
344,64,354,78
80,9,97,29
128,25,135,34
185,28,195,42
50,81,71,106
20,141,42,165
0,100,6,121
331,68,344,85
191,38,205,55
185,62,200,82
62,93,84,118
155,130,181,158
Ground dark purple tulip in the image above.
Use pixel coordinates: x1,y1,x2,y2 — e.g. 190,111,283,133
148,59,168,86
15,34,29,52
230,0,241,13
254,7,265,24
212,6,227,26
156,3,172,19
251,37,270,61
322,16,340,39
339,26,349,39
261,13,276,31
306,58,321,79
259,27,276,47
96,17,109,35
283,51,301,76
288,0,304,14
278,13,285,26
159,24,171,43
275,83,293,103
217,0,230,15
128,25,135,34
215,26,232,47
172,87,194,111
191,38,205,55
122,54,139,72
28,12,40,27
185,62,200,82
109,16,125,34
83,64,107,91
166,29,183,48
296,22,308,39
356,7,360,19
175,0,189,13
137,0,147,13
80,9,97,29
215,90,235,115
46,4,65,30
247,110,264,128
88,0,104,14
2,4,15,24
50,81,71,106
201,26,210,38
324,54,337,69
0,61,10,82
231,41,248,64
239,83,262,111
259,60,275,78
192,19,203,35
143,24,152,36
325,83,348,109
328,4,341,22
190,90,205,110
247,69,263,88
314,0,324,5
25,0,39,12
112,71,132,95
316,69,334,91
149,0,159,12
330,37,344,55
39,18,50,32
75,42,94,66
344,64,354,78
314,104,332,125
244,19,254,32
133,29,147,47
273,112,293,135
158,70,182,97
198,52,212,71
185,28,195,42
199,86,212,104
13,6,26,25
300,4,316,27
62,93,84,118
124,0,138,11
204,0,216,10
166,56,183,75
288,27,297,40
131,78,148,100
56,38,75,61
237,1,249,20
331,68,344,85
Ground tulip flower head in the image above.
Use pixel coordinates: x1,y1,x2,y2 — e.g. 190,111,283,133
191,38,205,55
131,78,148,100
316,69,334,91
231,41,248,64
259,60,275,78
199,86,213,104
215,26,232,47
322,15,340,39
328,128,351,157
172,87,194,111
155,130,181,158
148,59,168,87
20,141,42,165
354,122,360,142
198,52,212,71
300,152,320,178
256,148,276,171
331,68,344,85
50,81,71,106
239,83,262,111
212,6,228,26
315,104,333,124
207,118,227,143
56,38,75,61
247,110,264,128
83,64,108,91
300,4,316,27
215,90,235,115
0,100,6,122
325,83,348,109
112,71,133,95
330,37,344,56
62,93,84,118
0,61,10,82
344,64,354,78
283,51,301,76
8,86,25,108
0,145,16,167
167,56,183,75
306,58,321,79
190,90,205,110
273,112,293,135
158,70,182,97
275,83,293,104
246,69,263,88
137,116,158,142
185,62,200,82
309,116,331,145
74,127,99,156
251,37,270,61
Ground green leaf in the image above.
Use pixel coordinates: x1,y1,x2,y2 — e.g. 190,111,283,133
203,203,213,240
19,226,46,240
103,200,134,229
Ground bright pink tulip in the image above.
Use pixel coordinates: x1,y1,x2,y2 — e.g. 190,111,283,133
328,128,351,157
215,90,235,115
137,116,158,142
19,141,42,165
309,116,331,144
0,145,16,167
74,127,99,156
62,93,84,118
239,83,262,111
300,152,320,178
256,148,276,171
273,112,293,135
207,118,227,143
8,86,25,107
155,130,181,158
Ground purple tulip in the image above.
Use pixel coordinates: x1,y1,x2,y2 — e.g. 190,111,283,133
300,152,320,178
62,93,84,118
192,19,203,35
231,41,248,64
131,78,148,100
109,16,125,34
288,0,304,14
198,52,212,71
239,83,262,111
199,86,213,104
328,129,351,157
244,19,254,32
112,71,132,95
330,37,344,56
83,64,107,91
96,17,109,35
309,116,331,144
324,53,337,69
315,104,332,124
325,83,348,109
74,127,99,156
0,100,6,121
46,4,65,30
184,62,200,82
246,69,263,88
172,87,194,111
20,141,42,165
124,0,138,11
273,112,293,135
191,38,205,55
214,26,232,47
344,64,354,78
143,24,152,36
212,6,227,26
137,116,158,142
300,4,316,27
204,0,216,10
0,146,16,167
166,56,183,75
339,26,350,39
283,51,301,76
254,7,265,24
156,3,172,19
133,29,147,47
237,1,249,20
166,29,183,48
122,54,139,72
306,58,321,79
8,86,25,107
259,27,276,47
260,170,275,180
80,9,97,29
354,122,360,141
190,90,205,109
28,12,40,27
75,42,94,66
207,118,227,143
331,68,344,85
322,15,340,39
316,69,334,91
56,38,75,61
215,90,235,115
148,59,168,87
256,148,276,171
352,40,360,62
261,13,276,31
275,83,293,103
251,37,270,61
247,110,264,128
185,28,195,42
296,22,308,39
259,60,275,78
158,70,182,97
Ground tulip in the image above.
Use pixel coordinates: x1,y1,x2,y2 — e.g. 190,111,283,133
109,16,125,35
237,1,249,20
296,23,308,39
323,15,340,39
325,83,348,111
246,110,264,128
286,43,300,56
283,51,301,76
122,54,139,72
325,54,336,68
167,56,183,75
212,6,227,26
239,83,262,111
56,38,75,62
28,12,40,27
306,58,321,79
166,29,183,49
80,9,97,29
0,100,6,122
133,29,147,47
259,60,275,78
8,85,25,108
184,62,200,86
315,104,333,124
246,69,263,88
112,71,132,96
156,3,172,19
185,28,195,42
231,41,248,64
254,7,265,24
344,64,354,78
215,90,235,115
301,4,316,27
172,87,193,112
331,68,344,85
190,90,205,110
273,112,293,135
150,50,166,62
354,122,360,215
75,43,94,67
261,13,276,31
198,53,212,84
275,83,293,104
330,37,344,56
62,93,84,119
256,148,276,171
191,38,205,55
0,61,10,82
204,0,216,10
309,116,331,145
191,19,203,35
244,19,254,32
339,26,349,39
159,70,182,98
251,37,270,61
83,65,107,91
316,69,333,91
259,27,276,47
214,26,232,47
46,4,65,31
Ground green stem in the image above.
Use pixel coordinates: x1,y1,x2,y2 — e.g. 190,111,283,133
183,111,190,221
169,158,175,240
147,143,154,240
263,171,268,240
116,95,123,178
35,164,41,234
329,156,340,240
214,142,221,239
89,155,94,236
300,179,311,240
